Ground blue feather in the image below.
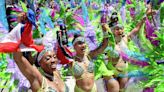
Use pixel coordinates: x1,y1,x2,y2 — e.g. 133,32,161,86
27,0,35,13
67,29,81,35
70,0,76,8
82,0,89,24
45,16,54,28
39,8,47,34
132,35,146,52
88,0,91,6
0,0,9,31
27,8,36,26
112,0,116,3
54,0,60,4
124,49,150,62
39,20,47,35
122,0,126,6
39,8,54,35
118,70,148,78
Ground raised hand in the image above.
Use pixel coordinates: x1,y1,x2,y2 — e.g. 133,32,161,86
102,24,110,32
146,4,157,16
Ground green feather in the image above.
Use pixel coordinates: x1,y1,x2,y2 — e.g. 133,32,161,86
20,1,27,12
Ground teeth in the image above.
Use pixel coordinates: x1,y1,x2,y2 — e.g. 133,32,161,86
82,49,85,51
51,64,56,68
82,48,85,50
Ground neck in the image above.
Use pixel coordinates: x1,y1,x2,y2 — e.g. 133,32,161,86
44,72,54,81
115,36,122,44
44,71,60,81
76,53,85,58
75,53,85,62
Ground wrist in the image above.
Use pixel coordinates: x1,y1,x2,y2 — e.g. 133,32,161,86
103,31,109,38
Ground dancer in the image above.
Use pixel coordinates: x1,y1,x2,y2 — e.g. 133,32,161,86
104,5,156,92
13,46,69,92
9,11,69,92
69,24,110,92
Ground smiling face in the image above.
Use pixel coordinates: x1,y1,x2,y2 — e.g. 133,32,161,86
39,51,58,75
113,26,124,37
74,40,86,56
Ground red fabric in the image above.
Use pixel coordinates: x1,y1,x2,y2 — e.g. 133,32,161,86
0,22,44,53
21,22,44,52
65,46,73,56
0,42,20,53
21,22,34,46
57,45,72,64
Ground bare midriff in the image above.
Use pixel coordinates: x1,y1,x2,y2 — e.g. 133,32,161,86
75,72,94,92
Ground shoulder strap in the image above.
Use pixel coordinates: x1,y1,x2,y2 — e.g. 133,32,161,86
87,55,92,61
38,76,47,92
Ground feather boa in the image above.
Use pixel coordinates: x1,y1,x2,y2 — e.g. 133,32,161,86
145,18,159,46
84,22,98,51
120,51,149,67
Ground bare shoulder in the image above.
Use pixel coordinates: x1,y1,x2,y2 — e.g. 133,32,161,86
122,35,129,44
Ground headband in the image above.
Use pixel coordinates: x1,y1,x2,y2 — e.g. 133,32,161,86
111,24,124,31
37,45,54,63
73,36,85,46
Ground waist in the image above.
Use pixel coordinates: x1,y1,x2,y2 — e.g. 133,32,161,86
107,59,128,73
75,72,94,80
75,79,96,92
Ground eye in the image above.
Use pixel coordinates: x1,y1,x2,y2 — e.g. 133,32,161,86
78,41,84,44
115,28,119,31
53,55,57,58
45,57,50,61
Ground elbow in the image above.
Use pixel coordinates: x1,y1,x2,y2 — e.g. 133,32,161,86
133,28,139,32
132,28,139,34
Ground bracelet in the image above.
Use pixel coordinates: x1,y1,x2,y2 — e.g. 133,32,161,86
103,31,109,38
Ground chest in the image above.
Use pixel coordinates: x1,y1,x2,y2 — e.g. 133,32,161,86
73,56,95,77
116,38,128,50
108,38,128,63
48,79,65,92
76,56,90,68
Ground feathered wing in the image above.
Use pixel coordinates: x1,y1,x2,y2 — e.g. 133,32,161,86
145,18,159,46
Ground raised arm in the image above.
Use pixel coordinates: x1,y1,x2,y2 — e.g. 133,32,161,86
89,24,109,58
13,52,42,89
128,17,146,38
128,3,156,38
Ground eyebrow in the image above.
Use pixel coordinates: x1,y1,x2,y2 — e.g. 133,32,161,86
77,41,85,43
115,27,122,29
46,54,56,57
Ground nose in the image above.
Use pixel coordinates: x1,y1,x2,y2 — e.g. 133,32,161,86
51,57,58,63
81,43,86,47
118,29,123,34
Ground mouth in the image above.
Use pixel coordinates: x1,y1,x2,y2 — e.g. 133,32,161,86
118,32,124,36
51,64,56,70
81,48,86,52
